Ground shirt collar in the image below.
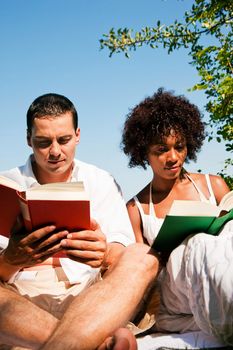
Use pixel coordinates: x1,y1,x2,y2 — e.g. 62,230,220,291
25,155,80,185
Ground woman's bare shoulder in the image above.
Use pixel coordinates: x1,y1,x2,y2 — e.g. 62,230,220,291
187,172,227,186
208,173,230,192
190,172,230,201
127,197,137,208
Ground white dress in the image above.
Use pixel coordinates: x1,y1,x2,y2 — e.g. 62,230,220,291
134,174,233,345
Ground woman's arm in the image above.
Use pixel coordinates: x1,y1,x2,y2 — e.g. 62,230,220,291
127,199,144,243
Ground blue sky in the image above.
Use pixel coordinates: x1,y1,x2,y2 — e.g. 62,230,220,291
0,0,229,200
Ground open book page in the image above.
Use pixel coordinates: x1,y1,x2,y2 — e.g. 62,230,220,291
168,191,233,218
219,190,233,211
0,175,23,192
169,200,221,217
25,181,88,200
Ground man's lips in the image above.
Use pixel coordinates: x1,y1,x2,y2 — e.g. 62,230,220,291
48,159,65,164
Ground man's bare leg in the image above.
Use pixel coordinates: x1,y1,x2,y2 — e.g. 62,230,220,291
41,244,158,350
0,287,58,349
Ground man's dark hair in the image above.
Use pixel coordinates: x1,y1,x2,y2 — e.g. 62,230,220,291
121,88,206,169
27,93,78,134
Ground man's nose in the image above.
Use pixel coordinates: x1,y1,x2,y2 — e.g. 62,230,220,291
49,142,61,157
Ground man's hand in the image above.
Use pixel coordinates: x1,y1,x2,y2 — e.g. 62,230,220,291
2,224,68,268
60,219,107,268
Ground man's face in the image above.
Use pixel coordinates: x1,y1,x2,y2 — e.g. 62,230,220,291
27,112,80,182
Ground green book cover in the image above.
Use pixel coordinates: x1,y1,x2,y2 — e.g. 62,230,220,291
152,215,216,253
152,196,233,254
208,209,233,235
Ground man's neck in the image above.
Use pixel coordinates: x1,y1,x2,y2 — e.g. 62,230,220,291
31,162,74,184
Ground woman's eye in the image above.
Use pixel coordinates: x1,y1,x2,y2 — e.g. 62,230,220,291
157,147,167,153
176,144,185,151
151,147,166,155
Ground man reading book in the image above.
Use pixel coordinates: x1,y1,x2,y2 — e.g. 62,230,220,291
0,93,159,350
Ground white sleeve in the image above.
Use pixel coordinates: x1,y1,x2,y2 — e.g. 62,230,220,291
87,171,135,246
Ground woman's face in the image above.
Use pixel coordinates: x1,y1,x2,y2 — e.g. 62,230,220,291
147,132,187,180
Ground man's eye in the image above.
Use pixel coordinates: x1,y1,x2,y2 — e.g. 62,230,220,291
35,141,51,148
58,138,71,145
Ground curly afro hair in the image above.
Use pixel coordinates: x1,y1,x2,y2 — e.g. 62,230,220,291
121,88,206,169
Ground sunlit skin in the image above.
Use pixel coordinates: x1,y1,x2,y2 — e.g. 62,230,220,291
146,132,189,217
27,112,80,184
147,132,187,185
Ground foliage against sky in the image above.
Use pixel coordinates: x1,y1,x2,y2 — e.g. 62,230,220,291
100,0,233,186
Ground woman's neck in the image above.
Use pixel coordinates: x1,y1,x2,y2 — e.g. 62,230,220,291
151,172,188,195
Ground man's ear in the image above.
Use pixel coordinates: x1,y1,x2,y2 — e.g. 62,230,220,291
27,130,32,147
75,128,81,145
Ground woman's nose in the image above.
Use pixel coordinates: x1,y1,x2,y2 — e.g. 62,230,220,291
167,148,178,162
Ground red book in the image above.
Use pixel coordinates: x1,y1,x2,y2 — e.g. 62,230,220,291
0,176,90,237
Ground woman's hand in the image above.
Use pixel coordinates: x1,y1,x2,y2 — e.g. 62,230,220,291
60,219,107,268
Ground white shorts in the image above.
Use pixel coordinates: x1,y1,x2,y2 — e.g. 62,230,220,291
2,267,101,320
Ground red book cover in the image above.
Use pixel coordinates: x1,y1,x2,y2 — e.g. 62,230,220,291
20,198,90,232
0,182,21,237
0,177,91,259
19,197,91,258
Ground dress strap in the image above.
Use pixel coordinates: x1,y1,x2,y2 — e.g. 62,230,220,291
186,173,217,204
133,195,148,230
205,174,217,205
185,173,208,202
134,183,157,225
133,195,145,218
149,182,157,217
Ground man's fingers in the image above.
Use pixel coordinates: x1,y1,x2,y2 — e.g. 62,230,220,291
20,225,59,245
32,230,68,251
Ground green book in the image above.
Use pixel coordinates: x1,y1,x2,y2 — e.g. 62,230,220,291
152,190,233,254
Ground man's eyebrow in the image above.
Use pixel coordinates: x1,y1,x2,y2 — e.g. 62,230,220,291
33,135,72,139
33,136,50,140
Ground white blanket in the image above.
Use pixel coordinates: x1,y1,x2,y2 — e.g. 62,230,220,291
155,221,233,344
137,331,225,349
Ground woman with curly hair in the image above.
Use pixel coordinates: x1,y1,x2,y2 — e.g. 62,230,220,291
122,88,233,345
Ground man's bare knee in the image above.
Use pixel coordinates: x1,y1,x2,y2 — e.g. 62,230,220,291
119,243,159,277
